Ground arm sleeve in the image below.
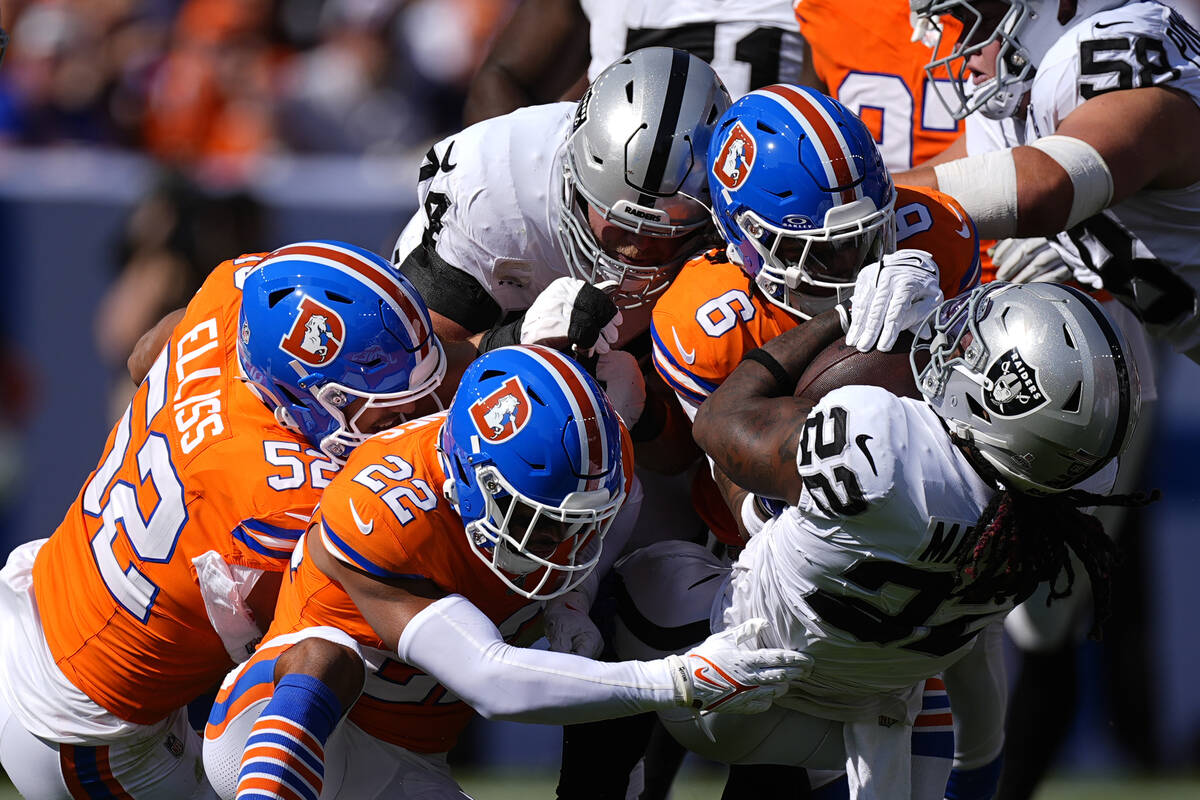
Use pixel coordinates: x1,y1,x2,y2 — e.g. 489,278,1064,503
396,594,681,723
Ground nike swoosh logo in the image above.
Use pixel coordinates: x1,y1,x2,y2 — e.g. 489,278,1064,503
856,434,879,477
955,218,971,239
1094,19,1129,29
348,499,374,536
672,327,696,365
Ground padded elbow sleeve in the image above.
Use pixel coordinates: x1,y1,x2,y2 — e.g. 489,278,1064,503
1027,134,1114,229
933,150,1019,240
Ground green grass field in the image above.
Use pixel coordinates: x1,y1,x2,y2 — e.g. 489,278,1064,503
6,771,1196,799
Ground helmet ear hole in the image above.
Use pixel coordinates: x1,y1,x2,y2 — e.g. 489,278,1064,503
965,393,991,422
1062,382,1083,413
1062,324,1076,349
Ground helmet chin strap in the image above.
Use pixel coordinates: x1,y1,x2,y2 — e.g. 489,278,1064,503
274,405,299,430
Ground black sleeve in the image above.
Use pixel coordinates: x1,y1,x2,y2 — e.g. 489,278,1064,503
395,242,503,334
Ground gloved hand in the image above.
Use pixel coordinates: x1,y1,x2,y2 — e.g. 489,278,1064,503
992,237,1073,284
520,277,622,355
845,248,944,352
1045,234,1105,291
665,618,812,714
595,350,646,428
543,590,603,659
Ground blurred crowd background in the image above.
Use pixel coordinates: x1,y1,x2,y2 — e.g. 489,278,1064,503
1,0,1200,788
0,0,508,160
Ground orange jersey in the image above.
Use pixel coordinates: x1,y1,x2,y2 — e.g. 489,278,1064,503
261,414,634,753
33,254,334,725
652,185,979,409
653,187,979,543
795,0,964,171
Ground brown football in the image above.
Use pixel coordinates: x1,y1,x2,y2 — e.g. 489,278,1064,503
794,331,922,402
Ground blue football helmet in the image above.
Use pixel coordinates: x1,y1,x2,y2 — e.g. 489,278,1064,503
439,345,628,600
237,240,445,463
708,84,897,319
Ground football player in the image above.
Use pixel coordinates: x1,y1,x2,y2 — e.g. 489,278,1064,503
463,0,810,125
646,86,1011,799
0,241,445,799
902,0,1200,362
795,0,965,172
671,281,1148,800
392,48,728,435
652,85,979,534
201,345,810,800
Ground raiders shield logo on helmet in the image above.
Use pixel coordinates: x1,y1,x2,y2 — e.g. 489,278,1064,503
984,348,1048,417
279,295,347,367
713,121,757,191
470,376,532,443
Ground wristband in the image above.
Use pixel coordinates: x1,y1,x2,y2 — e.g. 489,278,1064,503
742,348,793,396
478,313,526,353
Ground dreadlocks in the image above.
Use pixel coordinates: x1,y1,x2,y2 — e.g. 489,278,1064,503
954,486,1159,639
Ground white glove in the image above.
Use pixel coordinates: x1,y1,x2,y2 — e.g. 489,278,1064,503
992,237,1073,284
543,590,604,658
595,350,646,428
520,277,622,355
665,618,812,714
1046,235,1105,291
845,248,944,352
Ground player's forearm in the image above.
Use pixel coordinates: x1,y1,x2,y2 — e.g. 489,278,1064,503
694,310,842,501
922,142,1099,240
398,595,682,723
127,308,185,384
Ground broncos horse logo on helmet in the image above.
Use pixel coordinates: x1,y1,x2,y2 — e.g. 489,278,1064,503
440,345,629,600
709,85,896,320
238,240,446,463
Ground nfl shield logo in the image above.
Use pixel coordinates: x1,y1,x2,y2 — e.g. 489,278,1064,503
280,296,346,366
470,376,532,443
713,121,757,191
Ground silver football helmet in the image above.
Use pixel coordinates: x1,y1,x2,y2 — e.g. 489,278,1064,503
557,47,731,308
911,0,1126,119
912,282,1140,495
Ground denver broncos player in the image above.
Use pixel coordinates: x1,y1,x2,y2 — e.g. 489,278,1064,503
0,241,445,799
795,0,966,172
201,346,809,800
652,85,978,439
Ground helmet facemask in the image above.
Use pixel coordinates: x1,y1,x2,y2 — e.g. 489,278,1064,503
310,340,447,461
248,336,448,464
557,143,714,310
459,464,624,600
911,282,1140,495
915,0,1036,120
744,195,897,320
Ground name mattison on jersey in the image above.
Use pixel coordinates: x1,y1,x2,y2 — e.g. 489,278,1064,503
918,518,977,565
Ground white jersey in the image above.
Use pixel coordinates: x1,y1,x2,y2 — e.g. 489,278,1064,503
392,103,574,323
968,2,1200,355
723,385,1008,721
579,0,804,97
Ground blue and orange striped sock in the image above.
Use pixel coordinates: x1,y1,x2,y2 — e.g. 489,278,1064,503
236,673,343,800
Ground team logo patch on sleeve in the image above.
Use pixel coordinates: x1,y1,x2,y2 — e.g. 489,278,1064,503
470,376,532,443
713,121,757,191
984,348,1048,417
279,296,346,366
